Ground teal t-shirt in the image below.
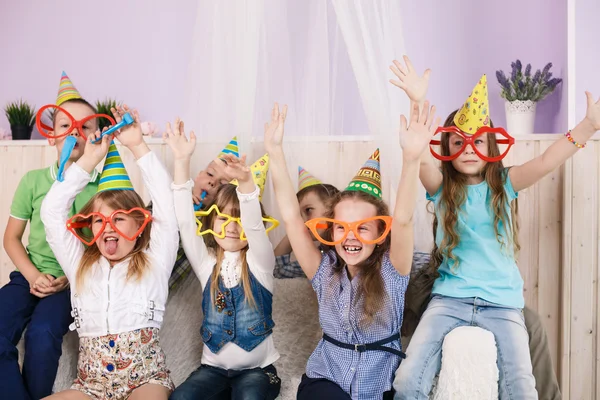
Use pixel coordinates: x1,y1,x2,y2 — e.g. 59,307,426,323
428,169,524,308
9,163,99,278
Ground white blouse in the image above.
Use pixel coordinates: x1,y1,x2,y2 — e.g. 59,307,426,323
41,152,179,337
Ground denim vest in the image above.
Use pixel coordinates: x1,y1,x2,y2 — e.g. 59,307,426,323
200,270,275,353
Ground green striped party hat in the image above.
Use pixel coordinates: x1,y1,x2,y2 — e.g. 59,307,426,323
98,141,134,192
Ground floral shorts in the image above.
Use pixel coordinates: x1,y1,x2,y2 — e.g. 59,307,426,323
71,328,174,399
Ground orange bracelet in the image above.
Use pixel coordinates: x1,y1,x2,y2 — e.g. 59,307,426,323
565,130,586,149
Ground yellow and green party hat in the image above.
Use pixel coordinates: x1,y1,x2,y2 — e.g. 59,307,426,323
98,141,134,192
230,153,270,200
345,149,382,198
56,71,82,106
454,74,490,134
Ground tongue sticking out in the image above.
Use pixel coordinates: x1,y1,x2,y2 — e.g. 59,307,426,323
105,240,118,255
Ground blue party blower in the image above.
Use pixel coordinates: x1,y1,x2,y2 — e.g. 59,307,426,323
56,113,135,182
193,190,208,211
56,136,77,182
91,112,135,143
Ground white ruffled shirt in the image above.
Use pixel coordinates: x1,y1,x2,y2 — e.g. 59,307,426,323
40,152,179,337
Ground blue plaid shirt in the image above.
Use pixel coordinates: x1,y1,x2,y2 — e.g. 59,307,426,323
274,254,305,279
306,249,410,400
274,250,430,280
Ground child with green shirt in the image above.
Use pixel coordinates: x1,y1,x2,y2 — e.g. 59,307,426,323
0,72,100,400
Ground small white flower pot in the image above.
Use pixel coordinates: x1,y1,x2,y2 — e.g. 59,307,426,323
505,100,537,136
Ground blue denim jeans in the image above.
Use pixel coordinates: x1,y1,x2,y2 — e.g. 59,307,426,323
394,295,537,400
0,271,73,400
170,364,281,400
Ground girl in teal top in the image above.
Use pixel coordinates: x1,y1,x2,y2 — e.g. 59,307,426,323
389,57,600,400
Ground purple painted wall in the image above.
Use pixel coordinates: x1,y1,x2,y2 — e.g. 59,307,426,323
0,0,568,137
401,0,568,133
0,0,198,139
576,0,600,122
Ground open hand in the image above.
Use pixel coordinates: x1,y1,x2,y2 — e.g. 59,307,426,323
399,101,440,162
263,103,288,153
390,55,431,104
219,154,251,183
585,91,600,131
164,117,196,160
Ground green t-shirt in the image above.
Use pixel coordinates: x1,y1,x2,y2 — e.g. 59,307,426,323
9,163,99,278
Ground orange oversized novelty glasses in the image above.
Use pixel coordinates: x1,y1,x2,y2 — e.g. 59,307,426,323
305,216,393,246
194,204,279,240
66,208,152,246
429,126,515,162
36,105,116,139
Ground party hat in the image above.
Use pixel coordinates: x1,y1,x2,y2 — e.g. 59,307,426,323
98,141,134,192
298,166,322,191
454,74,490,134
230,153,270,200
218,136,240,159
56,71,82,106
345,149,382,198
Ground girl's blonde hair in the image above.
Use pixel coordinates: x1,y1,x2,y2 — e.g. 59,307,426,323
74,190,151,289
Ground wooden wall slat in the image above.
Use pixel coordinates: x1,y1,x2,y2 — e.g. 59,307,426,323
567,144,598,399
537,140,563,375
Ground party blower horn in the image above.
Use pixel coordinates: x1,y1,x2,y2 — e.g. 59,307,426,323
57,113,135,182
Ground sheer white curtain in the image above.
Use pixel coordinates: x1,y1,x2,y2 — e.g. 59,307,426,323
331,0,409,198
183,0,370,143
183,0,264,154
182,1,430,248
331,1,431,251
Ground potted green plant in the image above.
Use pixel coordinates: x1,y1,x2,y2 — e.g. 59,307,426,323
4,99,36,140
496,60,562,135
95,98,120,130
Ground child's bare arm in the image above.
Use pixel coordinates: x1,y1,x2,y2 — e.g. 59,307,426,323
510,92,600,192
390,56,442,195
3,218,41,286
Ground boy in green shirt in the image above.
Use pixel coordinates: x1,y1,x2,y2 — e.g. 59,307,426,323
0,72,100,400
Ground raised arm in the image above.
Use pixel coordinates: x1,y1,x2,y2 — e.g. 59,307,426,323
390,55,442,196
509,92,600,192
390,101,441,276
41,132,112,280
265,104,322,279
114,106,179,270
220,153,276,275
164,119,211,280
274,235,292,257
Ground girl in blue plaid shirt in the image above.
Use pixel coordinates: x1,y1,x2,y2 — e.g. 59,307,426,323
266,102,440,400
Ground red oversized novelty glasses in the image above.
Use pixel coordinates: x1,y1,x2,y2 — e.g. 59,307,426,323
429,126,515,162
305,216,392,246
36,105,116,139
66,208,152,246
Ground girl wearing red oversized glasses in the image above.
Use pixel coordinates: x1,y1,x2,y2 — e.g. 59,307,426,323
390,56,600,399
